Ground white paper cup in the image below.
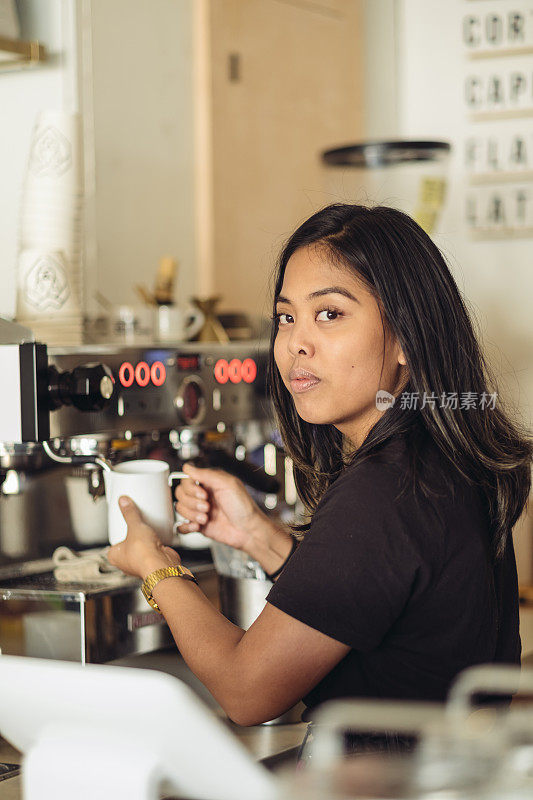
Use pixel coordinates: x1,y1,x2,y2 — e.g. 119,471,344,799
22,181,84,197
21,222,83,239
21,203,83,220
19,242,83,264
26,111,84,193
23,196,83,209
16,249,81,317
103,461,193,546
21,185,84,202
22,203,83,216
20,224,83,241
20,230,83,253
21,197,84,216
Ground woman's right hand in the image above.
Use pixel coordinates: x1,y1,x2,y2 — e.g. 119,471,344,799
174,462,266,551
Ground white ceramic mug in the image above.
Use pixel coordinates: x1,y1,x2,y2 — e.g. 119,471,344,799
155,304,205,342
104,460,192,546
109,305,155,343
65,476,108,546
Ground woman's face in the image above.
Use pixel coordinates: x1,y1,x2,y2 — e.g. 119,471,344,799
273,244,408,448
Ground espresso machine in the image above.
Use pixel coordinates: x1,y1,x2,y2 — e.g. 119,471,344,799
0,319,299,664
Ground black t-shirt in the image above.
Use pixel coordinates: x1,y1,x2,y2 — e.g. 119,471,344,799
266,432,521,722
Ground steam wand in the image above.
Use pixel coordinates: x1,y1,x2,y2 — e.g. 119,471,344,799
42,440,113,472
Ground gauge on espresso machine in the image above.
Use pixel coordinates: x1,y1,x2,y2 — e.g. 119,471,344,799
47,363,115,412
174,375,206,425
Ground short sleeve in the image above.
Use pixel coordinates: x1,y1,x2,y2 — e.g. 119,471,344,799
266,464,422,652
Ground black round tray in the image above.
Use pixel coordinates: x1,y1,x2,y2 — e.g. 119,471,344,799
322,140,451,168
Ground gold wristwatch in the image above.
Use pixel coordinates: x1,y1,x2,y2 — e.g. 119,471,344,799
141,565,198,612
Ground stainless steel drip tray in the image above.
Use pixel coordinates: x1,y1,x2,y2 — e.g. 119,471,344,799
0,551,214,595
0,567,138,599
0,559,215,664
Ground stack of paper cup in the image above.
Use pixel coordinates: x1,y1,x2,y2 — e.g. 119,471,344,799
16,111,85,345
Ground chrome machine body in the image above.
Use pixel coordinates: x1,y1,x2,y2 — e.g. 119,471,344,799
0,330,296,663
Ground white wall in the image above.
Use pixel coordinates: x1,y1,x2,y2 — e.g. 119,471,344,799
361,0,400,139
87,0,196,310
397,0,532,428
394,0,533,591
362,0,531,427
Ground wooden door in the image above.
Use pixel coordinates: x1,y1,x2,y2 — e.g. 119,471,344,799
208,0,365,320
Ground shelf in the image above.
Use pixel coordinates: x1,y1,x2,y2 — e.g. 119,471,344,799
469,172,533,186
469,108,533,123
0,35,46,71
468,227,533,241
467,46,533,61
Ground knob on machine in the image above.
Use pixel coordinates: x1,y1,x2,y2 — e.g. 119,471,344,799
47,364,115,412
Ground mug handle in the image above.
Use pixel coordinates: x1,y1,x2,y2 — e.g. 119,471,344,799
168,472,200,528
184,306,205,340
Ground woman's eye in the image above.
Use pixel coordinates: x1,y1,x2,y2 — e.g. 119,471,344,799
316,308,342,321
274,308,343,325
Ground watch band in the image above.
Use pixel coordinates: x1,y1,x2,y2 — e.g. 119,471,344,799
141,564,198,613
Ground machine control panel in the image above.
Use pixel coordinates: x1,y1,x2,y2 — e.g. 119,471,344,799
45,341,270,439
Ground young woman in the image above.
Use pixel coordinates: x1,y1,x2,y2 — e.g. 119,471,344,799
107,203,532,750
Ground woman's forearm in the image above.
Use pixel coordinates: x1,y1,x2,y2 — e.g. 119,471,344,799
110,496,296,720
244,512,295,577
142,517,296,715
149,519,295,715
146,563,247,718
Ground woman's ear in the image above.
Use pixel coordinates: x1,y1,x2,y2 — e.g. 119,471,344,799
398,347,407,367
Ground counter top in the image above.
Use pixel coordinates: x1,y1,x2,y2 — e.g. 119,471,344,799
0,720,306,799
228,721,306,767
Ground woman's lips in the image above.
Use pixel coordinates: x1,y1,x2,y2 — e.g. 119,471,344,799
289,377,321,394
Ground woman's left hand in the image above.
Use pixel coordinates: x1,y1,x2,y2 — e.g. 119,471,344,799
106,495,181,579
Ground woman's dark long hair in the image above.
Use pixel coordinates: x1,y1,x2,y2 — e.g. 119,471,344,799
267,203,532,561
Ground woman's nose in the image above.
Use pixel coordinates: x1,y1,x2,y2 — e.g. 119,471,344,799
287,323,315,357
